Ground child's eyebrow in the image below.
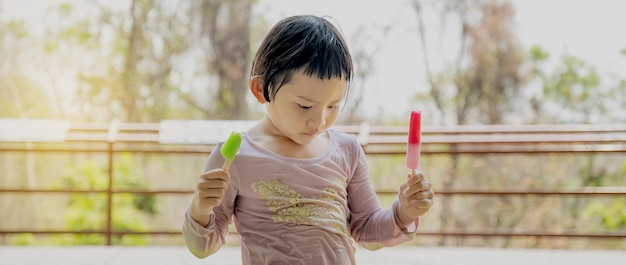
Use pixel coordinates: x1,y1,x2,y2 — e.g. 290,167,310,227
297,96,316,103
297,96,343,104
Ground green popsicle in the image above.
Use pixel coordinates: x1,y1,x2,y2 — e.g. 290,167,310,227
220,131,242,171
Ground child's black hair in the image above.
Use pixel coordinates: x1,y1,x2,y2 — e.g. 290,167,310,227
251,15,353,102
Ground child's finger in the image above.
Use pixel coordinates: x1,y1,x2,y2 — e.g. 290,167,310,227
415,189,434,200
405,185,433,200
200,169,230,181
406,171,425,185
411,198,433,209
405,179,432,195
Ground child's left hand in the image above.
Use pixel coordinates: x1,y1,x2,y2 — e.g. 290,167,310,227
397,171,434,226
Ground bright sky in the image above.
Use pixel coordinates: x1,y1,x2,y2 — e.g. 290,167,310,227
3,0,626,121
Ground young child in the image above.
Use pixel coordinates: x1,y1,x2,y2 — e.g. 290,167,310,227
183,15,434,264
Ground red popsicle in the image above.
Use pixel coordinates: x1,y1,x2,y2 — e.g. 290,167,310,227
406,111,421,174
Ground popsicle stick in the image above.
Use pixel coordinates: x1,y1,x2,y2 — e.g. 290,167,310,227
222,159,233,171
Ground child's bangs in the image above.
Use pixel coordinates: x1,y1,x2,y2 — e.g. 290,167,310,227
300,43,352,81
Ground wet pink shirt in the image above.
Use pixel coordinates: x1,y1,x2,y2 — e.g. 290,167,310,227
183,130,418,265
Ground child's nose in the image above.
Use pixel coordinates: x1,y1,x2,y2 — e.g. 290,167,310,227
307,109,327,131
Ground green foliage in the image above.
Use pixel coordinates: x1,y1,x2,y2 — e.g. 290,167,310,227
45,153,157,245
10,234,36,246
583,200,626,230
544,56,600,102
529,45,612,123
579,159,626,232
0,75,53,118
529,44,626,124
5,19,30,38
529,45,549,62
0,19,53,118
45,0,200,122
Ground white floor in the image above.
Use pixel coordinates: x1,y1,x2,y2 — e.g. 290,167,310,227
0,246,625,265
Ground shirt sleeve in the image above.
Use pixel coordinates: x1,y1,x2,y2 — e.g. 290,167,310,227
182,143,238,258
346,138,419,250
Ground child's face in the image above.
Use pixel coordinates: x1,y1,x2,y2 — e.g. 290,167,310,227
266,70,347,145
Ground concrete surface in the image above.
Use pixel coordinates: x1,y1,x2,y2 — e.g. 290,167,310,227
0,246,625,265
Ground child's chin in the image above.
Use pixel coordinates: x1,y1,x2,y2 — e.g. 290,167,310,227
292,134,317,145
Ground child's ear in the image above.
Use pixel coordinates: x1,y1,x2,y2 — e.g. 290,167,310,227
250,76,267,104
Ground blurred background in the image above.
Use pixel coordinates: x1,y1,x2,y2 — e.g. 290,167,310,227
1,0,625,250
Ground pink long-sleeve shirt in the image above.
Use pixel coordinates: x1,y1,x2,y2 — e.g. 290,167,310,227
183,130,418,264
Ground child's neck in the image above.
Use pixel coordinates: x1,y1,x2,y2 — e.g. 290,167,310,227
248,123,330,159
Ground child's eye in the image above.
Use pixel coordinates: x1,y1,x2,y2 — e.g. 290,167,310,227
328,105,339,109
298,104,312,109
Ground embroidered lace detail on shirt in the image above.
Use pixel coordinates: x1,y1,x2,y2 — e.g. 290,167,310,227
251,178,348,234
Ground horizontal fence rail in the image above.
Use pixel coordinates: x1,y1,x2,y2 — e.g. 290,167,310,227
1,121,626,245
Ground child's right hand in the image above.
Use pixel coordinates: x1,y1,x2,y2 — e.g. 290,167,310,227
190,168,230,227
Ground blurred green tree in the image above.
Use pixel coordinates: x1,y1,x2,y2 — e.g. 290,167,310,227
10,153,157,246
0,18,53,118
191,0,253,119
529,45,626,124
39,0,256,122
411,0,527,125
53,153,156,245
